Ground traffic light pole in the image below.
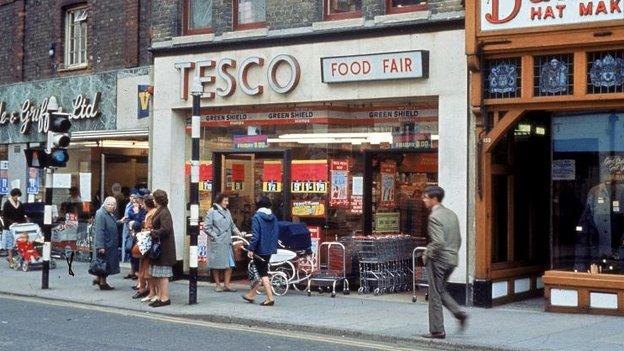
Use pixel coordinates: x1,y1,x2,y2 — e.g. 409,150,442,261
189,79,202,305
41,167,53,289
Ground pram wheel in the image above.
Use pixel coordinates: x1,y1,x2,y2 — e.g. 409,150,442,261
270,273,289,296
331,292,336,298
357,287,364,295
412,296,417,303
343,289,350,295
50,260,57,269
21,262,29,272
374,288,380,296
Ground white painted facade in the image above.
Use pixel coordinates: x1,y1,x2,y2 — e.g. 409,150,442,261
151,29,470,285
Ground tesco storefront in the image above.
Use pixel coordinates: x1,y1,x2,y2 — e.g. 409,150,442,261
150,28,472,301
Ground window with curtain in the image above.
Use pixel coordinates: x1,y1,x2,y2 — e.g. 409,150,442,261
186,0,213,33
235,0,266,29
326,0,362,19
387,0,427,13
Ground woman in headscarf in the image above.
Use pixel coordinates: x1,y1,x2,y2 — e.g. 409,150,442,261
92,197,121,290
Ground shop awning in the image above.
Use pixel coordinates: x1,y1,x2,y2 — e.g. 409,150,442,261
71,129,149,141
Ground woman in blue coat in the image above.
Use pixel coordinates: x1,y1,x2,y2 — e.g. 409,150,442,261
242,197,279,306
92,197,121,290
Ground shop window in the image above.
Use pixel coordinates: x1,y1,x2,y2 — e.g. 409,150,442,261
386,0,427,14
63,5,88,69
184,0,213,35
552,111,624,274
233,0,266,30
587,50,624,95
534,54,573,97
324,0,362,20
485,58,521,99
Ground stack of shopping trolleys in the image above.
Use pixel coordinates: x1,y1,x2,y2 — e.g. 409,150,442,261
352,235,417,295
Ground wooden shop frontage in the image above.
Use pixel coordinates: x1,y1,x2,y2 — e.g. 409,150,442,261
466,0,624,314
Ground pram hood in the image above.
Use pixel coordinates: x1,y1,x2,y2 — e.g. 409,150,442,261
277,221,312,252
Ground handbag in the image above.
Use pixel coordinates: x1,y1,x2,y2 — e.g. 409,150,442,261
247,261,261,286
148,237,161,260
131,244,142,258
136,231,152,256
88,253,108,276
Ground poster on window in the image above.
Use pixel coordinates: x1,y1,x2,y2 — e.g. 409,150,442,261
26,168,39,195
232,164,245,191
262,160,282,192
330,160,349,207
186,162,213,191
0,161,7,195
379,161,396,208
292,200,326,217
350,175,363,214
374,212,400,233
291,160,328,194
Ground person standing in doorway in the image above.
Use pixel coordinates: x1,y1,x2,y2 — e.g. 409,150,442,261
242,197,279,306
421,186,467,339
1,189,27,268
205,193,241,292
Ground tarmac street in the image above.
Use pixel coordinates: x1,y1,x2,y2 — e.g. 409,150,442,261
0,260,623,351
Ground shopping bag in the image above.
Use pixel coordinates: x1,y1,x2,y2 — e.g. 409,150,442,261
88,254,108,276
136,231,152,255
247,261,261,286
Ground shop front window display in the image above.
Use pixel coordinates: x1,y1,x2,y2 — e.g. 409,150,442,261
184,99,439,279
552,111,624,274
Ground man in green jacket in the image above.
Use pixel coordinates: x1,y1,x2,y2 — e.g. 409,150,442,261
421,186,468,339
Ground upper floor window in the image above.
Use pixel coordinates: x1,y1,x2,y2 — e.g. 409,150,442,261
184,0,213,35
324,0,362,20
386,0,427,14
64,6,88,68
233,0,266,30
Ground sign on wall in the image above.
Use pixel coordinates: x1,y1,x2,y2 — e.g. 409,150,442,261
330,160,349,208
480,0,624,32
137,85,153,119
321,51,429,83
262,161,282,193
291,160,328,194
0,161,8,195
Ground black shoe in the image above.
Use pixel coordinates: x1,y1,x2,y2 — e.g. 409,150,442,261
150,300,171,308
132,286,139,291
457,312,468,331
132,290,149,299
92,279,99,286
148,299,159,307
123,274,134,279
99,284,115,291
131,275,138,280
421,332,446,339
260,300,275,306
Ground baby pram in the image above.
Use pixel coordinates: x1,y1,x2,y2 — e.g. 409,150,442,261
10,223,56,272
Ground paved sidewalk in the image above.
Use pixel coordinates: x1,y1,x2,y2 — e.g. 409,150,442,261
1,260,623,351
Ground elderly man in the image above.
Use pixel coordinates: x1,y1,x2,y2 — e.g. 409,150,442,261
421,186,468,339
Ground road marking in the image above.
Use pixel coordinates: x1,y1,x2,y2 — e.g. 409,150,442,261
0,294,422,351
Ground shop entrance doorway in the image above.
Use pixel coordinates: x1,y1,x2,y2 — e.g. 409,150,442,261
212,149,291,231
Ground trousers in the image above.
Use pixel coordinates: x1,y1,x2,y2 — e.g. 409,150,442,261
427,260,463,334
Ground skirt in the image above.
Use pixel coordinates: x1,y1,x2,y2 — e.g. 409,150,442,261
150,265,173,278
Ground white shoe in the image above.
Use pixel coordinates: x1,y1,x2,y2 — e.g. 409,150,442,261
141,296,152,302
151,297,158,302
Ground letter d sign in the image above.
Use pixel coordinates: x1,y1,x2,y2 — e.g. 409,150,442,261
485,0,521,24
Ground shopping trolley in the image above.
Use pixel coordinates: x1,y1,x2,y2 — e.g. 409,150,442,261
307,242,350,298
412,246,428,303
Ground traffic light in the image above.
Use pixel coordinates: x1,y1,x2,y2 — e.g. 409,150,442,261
24,148,48,168
45,96,71,167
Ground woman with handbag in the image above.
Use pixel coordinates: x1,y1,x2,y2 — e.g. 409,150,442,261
92,197,120,290
148,189,176,307
204,193,241,292
137,194,158,302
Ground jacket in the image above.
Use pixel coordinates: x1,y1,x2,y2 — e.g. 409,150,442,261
2,199,26,228
150,206,177,267
204,204,240,269
247,208,279,256
127,206,146,232
424,204,461,267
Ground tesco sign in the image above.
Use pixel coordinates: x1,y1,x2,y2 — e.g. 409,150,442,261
321,51,429,84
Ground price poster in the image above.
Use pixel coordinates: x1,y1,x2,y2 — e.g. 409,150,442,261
186,162,213,191
330,160,349,207
379,161,396,208
262,160,282,192
232,163,245,191
0,161,7,195
26,168,40,195
307,226,322,239
350,175,363,214
198,221,208,263
292,201,326,217
375,212,400,232
291,160,328,194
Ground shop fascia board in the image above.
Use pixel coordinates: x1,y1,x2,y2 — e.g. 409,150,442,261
149,16,465,56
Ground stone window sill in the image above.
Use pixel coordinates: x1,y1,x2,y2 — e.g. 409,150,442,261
172,33,216,46
374,10,431,25
312,17,365,31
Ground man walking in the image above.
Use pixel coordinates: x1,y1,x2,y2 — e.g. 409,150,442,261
421,186,467,339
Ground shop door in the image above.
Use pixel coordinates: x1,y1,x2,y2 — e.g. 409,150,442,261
212,150,291,231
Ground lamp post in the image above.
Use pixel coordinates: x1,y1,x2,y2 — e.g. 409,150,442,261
41,96,58,289
188,77,203,305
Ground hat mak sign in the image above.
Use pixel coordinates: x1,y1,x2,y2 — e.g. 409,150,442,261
481,0,623,31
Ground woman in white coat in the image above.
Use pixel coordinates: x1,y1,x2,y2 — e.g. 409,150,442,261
204,193,241,292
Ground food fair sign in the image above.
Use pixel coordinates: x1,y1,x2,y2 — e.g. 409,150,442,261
481,0,624,31
321,51,429,83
